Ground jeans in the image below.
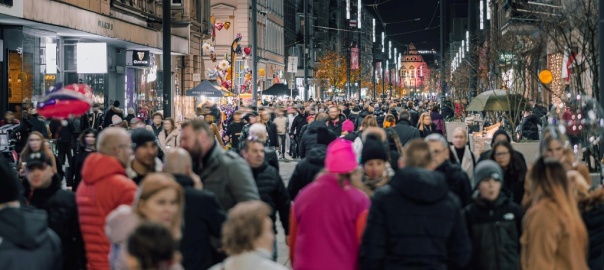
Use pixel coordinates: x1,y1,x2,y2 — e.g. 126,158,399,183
278,134,286,156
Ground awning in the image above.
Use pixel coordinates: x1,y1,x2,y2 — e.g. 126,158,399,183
186,80,224,97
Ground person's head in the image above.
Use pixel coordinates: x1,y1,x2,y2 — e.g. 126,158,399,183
361,134,388,179
452,127,468,149
113,100,121,108
523,110,532,117
540,127,569,161
328,106,340,120
241,139,265,168
180,120,216,161
248,111,259,124
418,112,431,128
491,141,513,168
132,129,159,168
383,114,396,128
431,105,440,113
127,108,135,115
79,129,98,149
163,147,192,176
360,115,378,131
27,131,45,152
248,123,268,142
398,110,411,121
4,111,14,122
402,139,433,169
25,152,54,190
129,118,141,129
233,111,243,122
491,129,511,146
425,134,449,167
92,103,101,112
474,160,504,201
134,173,184,238
126,222,179,270
342,119,355,134
163,118,176,133
325,139,359,177
152,112,163,125
222,201,274,255
98,127,134,167
314,112,329,124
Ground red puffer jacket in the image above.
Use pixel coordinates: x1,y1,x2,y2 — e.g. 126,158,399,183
76,153,137,270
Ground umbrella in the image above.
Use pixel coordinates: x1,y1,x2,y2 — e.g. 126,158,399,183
262,83,298,96
185,80,223,97
466,89,529,112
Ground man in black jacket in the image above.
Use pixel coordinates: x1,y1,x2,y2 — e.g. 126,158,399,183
327,106,347,136
426,133,472,207
163,148,226,269
389,110,420,146
0,155,62,270
288,126,337,199
225,111,245,150
21,152,85,270
298,112,329,159
406,101,420,127
241,138,290,260
289,106,308,141
50,119,74,169
360,140,472,270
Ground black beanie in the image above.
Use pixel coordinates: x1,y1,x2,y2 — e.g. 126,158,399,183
317,126,337,146
131,129,157,149
0,155,20,204
113,100,121,107
361,134,388,164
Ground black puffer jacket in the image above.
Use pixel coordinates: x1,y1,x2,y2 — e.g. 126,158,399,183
520,114,541,140
580,193,604,270
374,109,386,127
251,162,291,234
298,121,327,159
435,160,472,207
23,174,86,270
355,109,370,128
0,207,62,270
288,144,326,199
290,112,308,137
463,194,524,270
173,174,226,270
389,119,420,146
360,167,472,270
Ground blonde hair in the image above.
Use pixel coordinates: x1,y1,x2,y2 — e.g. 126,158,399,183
360,115,378,131
134,173,185,239
222,201,271,255
418,112,431,130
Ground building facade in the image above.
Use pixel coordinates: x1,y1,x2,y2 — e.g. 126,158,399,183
0,0,210,119
400,43,431,97
204,0,285,99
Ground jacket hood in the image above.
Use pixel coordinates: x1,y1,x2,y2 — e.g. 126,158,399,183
0,207,52,249
81,153,127,185
173,174,195,188
390,167,448,203
307,144,327,165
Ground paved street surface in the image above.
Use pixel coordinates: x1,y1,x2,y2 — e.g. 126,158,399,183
276,157,297,268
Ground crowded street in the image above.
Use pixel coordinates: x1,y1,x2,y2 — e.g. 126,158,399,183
2,0,604,269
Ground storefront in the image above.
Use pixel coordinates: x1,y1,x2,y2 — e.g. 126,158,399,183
0,0,189,117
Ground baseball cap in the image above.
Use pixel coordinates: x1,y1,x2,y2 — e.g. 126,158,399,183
26,152,52,170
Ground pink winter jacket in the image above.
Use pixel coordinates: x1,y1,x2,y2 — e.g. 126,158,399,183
289,173,370,270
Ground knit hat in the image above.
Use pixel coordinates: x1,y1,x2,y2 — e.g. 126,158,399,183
361,134,388,164
491,129,511,145
317,126,337,146
342,119,355,133
131,128,157,149
26,152,52,169
111,115,123,125
325,138,358,174
473,160,504,188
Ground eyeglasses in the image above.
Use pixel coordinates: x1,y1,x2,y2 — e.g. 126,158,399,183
494,151,510,157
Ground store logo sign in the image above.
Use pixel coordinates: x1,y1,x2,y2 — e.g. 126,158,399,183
98,20,113,30
132,50,151,66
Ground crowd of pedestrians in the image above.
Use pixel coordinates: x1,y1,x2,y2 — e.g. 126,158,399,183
0,96,602,270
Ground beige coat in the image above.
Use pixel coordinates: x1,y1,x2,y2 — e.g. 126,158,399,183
158,128,180,153
520,199,588,270
450,145,475,182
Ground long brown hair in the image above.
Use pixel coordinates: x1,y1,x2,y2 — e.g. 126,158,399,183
134,173,185,239
19,131,57,173
163,117,176,134
525,157,587,245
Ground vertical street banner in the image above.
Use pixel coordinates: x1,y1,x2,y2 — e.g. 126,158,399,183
351,48,359,70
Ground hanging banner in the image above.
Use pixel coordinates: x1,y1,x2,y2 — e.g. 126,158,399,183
351,48,359,70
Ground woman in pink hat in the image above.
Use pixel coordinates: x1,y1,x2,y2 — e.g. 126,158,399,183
289,138,370,270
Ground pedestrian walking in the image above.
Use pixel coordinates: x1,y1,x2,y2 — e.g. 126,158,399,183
289,138,370,270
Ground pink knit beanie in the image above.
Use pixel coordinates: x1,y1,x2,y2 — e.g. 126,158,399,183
325,138,358,174
342,119,355,133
